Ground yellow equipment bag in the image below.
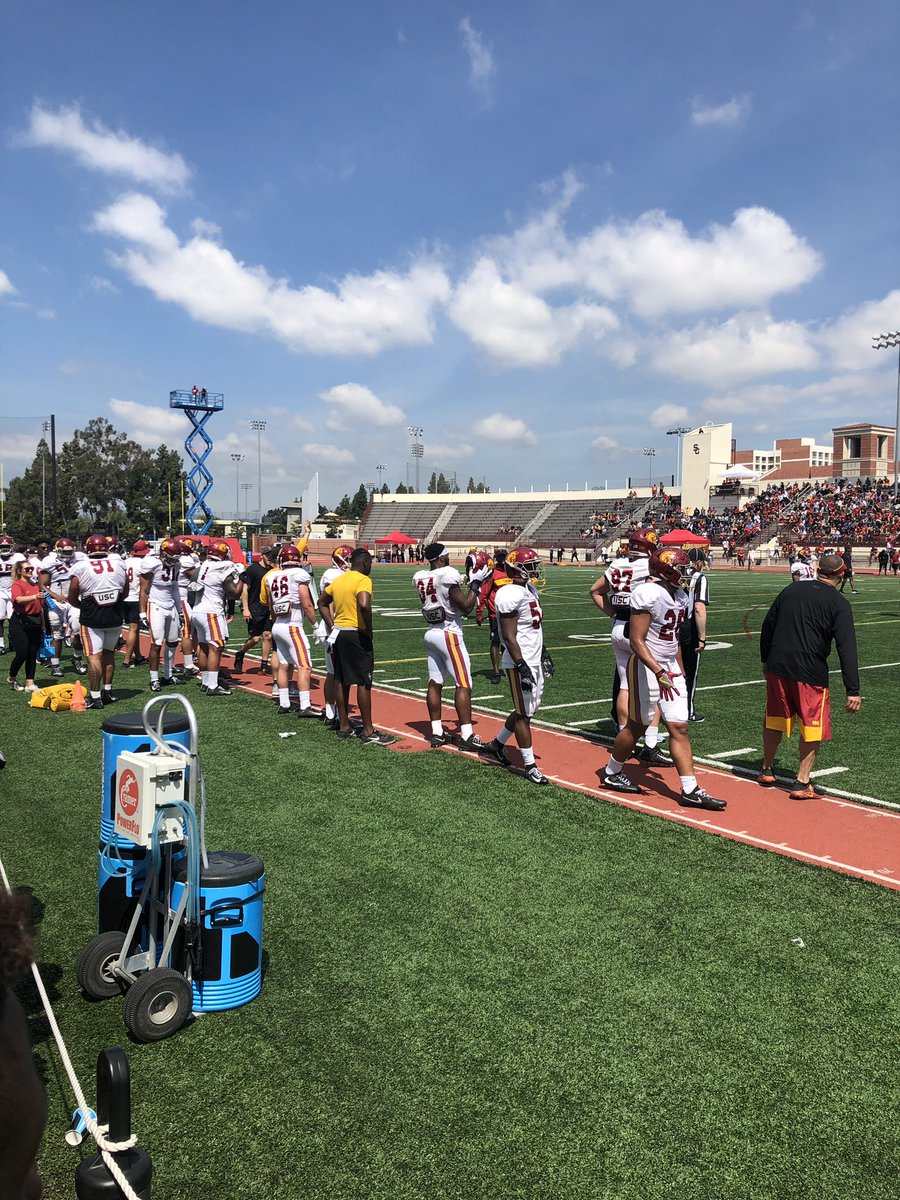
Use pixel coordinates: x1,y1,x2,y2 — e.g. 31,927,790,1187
29,683,77,712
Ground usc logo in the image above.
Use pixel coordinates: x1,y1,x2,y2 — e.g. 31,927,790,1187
692,443,700,454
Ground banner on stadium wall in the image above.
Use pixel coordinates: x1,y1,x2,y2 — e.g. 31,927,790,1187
301,472,319,528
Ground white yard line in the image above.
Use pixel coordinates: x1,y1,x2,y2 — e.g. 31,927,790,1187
809,766,850,778
708,747,758,759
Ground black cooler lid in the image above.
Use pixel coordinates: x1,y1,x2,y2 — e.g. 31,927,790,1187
102,711,191,735
173,850,264,887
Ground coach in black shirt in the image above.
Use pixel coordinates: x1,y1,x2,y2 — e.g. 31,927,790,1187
758,553,861,799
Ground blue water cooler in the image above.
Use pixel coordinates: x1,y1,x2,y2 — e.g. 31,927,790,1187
171,851,265,1012
98,711,191,935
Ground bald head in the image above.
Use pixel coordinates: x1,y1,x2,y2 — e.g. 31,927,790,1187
817,553,845,583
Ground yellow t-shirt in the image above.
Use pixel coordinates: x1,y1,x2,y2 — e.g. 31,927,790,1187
325,570,372,629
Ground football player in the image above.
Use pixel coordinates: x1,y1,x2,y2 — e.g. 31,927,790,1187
38,537,85,677
68,534,128,709
412,542,488,750
266,544,321,717
314,543,354,728
0,536,25,656
481,547,552,786
589,528,667,764
600,548,725,811
474,549,511,684
190,540,244,696
175,535,200,677
139,539,183,691
121,539,150,669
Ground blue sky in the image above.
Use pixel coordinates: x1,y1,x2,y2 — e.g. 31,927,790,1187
2,0,899,515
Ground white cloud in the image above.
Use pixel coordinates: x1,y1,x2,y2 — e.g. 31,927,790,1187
459,17,496,97
690,94,752,127
590,435,619,451
437,440,476,462
35,308,55,320
109,398,187,446
0,431,42,469
302,442,356,466
816,290,900,372
22,103,190,192
472,412,537,446
0,269,16,297
703,370,888,419
449,257,618,367
652,313,818,386
320,383,405,430
86,275,119,294
648,404,690,429
92,193,451,355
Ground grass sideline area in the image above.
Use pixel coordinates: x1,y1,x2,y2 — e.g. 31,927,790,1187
2,566,898,1198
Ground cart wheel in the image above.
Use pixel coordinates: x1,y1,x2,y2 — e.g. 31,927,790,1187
123,969,193,1043
75,932,127,999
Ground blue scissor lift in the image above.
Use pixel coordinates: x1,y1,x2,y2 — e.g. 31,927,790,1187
169,389,224,534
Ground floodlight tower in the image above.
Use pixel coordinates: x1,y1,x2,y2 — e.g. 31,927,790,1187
407,427,424,492
170,387,224,534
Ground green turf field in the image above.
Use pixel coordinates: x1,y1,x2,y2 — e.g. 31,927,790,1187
2,566,898,1199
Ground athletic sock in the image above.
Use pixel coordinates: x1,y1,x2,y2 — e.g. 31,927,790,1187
521,747,536,767
606,757,625,775
299,690,310,709
150,671,159,683
163,647,174,677
496,726,513,746
680,775,698,794
51,656,59,667
184,653,194,669
90,691,101,700
644,726,659,748
279,687,290,707
431,720,443,736
325,703,336,720
102,684,111,694
201,671,211,688
460,723,474,740
208,671,218,690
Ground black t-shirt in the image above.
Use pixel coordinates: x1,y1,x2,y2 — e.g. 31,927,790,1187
244,561,271,616
760,581,860,693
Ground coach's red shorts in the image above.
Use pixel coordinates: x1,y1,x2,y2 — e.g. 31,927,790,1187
764,672,831,742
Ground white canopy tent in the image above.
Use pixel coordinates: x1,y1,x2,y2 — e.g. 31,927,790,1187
719,464,761,479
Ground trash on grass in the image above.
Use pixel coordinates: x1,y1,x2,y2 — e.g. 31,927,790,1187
278,731,297,739
790,937,806,948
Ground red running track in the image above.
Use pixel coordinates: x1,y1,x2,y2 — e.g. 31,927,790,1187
225,660,900,892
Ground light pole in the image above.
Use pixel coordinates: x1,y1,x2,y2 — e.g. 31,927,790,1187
41,420,50,523
407,427,423,492
250,420,266,522
231,453,245,521
665,425,691,489
241,480,254,522
872,331,900,499
376,462,387,491
642,447,656,490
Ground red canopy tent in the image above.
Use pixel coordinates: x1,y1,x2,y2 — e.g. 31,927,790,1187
375,530,418,544
659,529,710,546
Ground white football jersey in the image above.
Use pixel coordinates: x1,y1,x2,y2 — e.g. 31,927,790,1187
495,581,544,666
412,565,467,633
40,551,85,599
266,566,314,624
791,561,815,582
193,559,239,615
140,555,181,609
628,580,687,661
603,556,650,622
177,553,199,596
123,555,145,603
0,552,24,593
71,556,127,628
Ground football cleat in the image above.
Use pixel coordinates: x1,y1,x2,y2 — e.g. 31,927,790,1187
160,676,175,686
206,684,232,697
85,698,105,710
482,738,511,767
277,705,294,716
232,652,245,673
678,787,726,811
150,680,162,692
51,666,63,678
430,732,452,748
74,662,87,675
456,734,487,752
687,712,706,723
296,706,323,718
601,770,642,794
524,764,549,786
638,744,670,766
358,729,397,746
100,691,117,705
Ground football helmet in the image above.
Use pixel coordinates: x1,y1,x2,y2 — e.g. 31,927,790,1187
55,537,76,562
105,535,119,554
649,547,691,588
473,550,494,574
506,546,542,583
132,539,151,557
279,544,302,567
159,538,181,566
0,536,13,559
207,540,231,561
627,529,659,560
332,544,354,570
180,535,198,553
85,534,108,558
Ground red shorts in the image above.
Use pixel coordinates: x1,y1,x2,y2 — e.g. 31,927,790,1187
764,672,831,742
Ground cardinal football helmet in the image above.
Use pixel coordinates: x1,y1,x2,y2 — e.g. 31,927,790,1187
85,534,108,558
627,529,659,560
332,544,354,570
649,547,691,588
279,544,302,567
207,540,231,561
159,538,181,566
0,536,13,559
54,537,76,562
506,546,542,583
473,550,494,574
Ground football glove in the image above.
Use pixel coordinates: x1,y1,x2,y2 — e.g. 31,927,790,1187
515,658,535,692
655,668,680,701
139,614,150,633
469,565,492,587
540,649,555,679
